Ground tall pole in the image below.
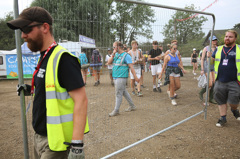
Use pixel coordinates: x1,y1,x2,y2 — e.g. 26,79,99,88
13,0,29,158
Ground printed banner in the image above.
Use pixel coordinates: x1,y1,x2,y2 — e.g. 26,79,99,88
6,54,40,79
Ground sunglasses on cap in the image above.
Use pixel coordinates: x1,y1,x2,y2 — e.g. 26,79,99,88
20,23,43,34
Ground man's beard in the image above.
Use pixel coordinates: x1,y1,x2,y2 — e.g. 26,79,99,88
224,39,234,47
26,32,43,52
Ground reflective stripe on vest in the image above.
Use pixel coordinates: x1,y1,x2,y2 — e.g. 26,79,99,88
214,45,240,81
45,45,89,151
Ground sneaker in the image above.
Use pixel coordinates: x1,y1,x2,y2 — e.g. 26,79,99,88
125,106,136,112
98,81,100,84
94,82,98,86
141,85,145,88
232,109,240,120
132,91,136,95
157,87,161,93
137,92,143,97
216,117,227,127
109,110,119,117
153,88,158,92
171,99,177,106
194,73,197,75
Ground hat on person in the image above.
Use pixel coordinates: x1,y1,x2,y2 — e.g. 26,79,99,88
209,35,218,41
7,7,53,30
193,48,196,51
107,48,111,51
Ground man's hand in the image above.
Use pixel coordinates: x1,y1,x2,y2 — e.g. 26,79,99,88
207,51,212,58
158,73,162,80
66,143,85,159
135,78,140,83
17,84,31,96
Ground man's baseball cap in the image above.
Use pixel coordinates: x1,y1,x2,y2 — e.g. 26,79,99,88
7,7,53,30
107,48,111,51
193,48,196,51
209,35,217,41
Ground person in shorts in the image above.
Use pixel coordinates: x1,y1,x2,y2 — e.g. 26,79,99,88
209,30,240,127
191,48,198,75
148,41,163,92
128,40,143,97
91,49,102,86
159,43,186,106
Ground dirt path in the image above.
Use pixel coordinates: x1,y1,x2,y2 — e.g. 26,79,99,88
0,69,239,159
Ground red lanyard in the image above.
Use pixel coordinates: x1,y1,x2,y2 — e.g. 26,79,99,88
31,41,57,94
223,45,235,58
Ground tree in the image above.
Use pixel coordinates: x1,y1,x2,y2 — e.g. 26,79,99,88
113,1,155,45
31,0,115,47
233,23,240,30
31,0,155,47
162,4,207,45
0,12,16,50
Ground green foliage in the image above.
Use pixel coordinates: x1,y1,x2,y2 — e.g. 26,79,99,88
162,4,207,45
162,4,208,57
233,23,240,30
31,0,115,47
31,0,155,47
0,12,16,50
113,1,155,45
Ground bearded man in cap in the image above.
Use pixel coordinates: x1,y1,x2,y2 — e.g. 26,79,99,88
7,7,88,159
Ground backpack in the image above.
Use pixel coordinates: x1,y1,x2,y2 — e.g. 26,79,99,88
90,50,102,67
79,53,88,65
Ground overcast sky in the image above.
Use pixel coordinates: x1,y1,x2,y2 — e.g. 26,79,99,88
1,0,239,30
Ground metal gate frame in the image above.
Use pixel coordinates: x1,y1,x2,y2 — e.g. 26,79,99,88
101,0,215,158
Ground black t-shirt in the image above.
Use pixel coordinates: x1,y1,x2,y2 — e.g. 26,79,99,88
149,48,162,65
32,45,84,136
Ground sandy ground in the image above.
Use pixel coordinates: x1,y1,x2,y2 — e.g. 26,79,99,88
0,68,240,159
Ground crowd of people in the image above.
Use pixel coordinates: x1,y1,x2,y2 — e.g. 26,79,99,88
6,6,240,159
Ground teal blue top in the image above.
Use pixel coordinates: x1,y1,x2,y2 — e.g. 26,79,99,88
112,52,132,78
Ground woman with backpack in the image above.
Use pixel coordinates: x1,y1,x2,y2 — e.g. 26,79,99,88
91,49,102,86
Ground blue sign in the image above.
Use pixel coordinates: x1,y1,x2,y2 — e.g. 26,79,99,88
79,35,95,44
6,54,40,78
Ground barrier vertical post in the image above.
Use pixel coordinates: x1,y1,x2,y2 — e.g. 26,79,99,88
13,0,29,158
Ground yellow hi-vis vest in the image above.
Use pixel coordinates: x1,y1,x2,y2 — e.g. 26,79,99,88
214,45,240,82
45,45,89,151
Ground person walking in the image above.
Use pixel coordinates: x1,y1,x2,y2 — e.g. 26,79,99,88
108,41,140,117
191,48,198,75
105,48,114,86
199,35,218,104
148,41,163,92
159,43,186,106
128,40,143,97
91,49,102,86
79,50,89,85
164,40,183,97
209,30,240,127
7,7,89,159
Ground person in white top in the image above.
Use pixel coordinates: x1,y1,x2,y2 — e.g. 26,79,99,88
105,48,114,86
128,40,143,97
